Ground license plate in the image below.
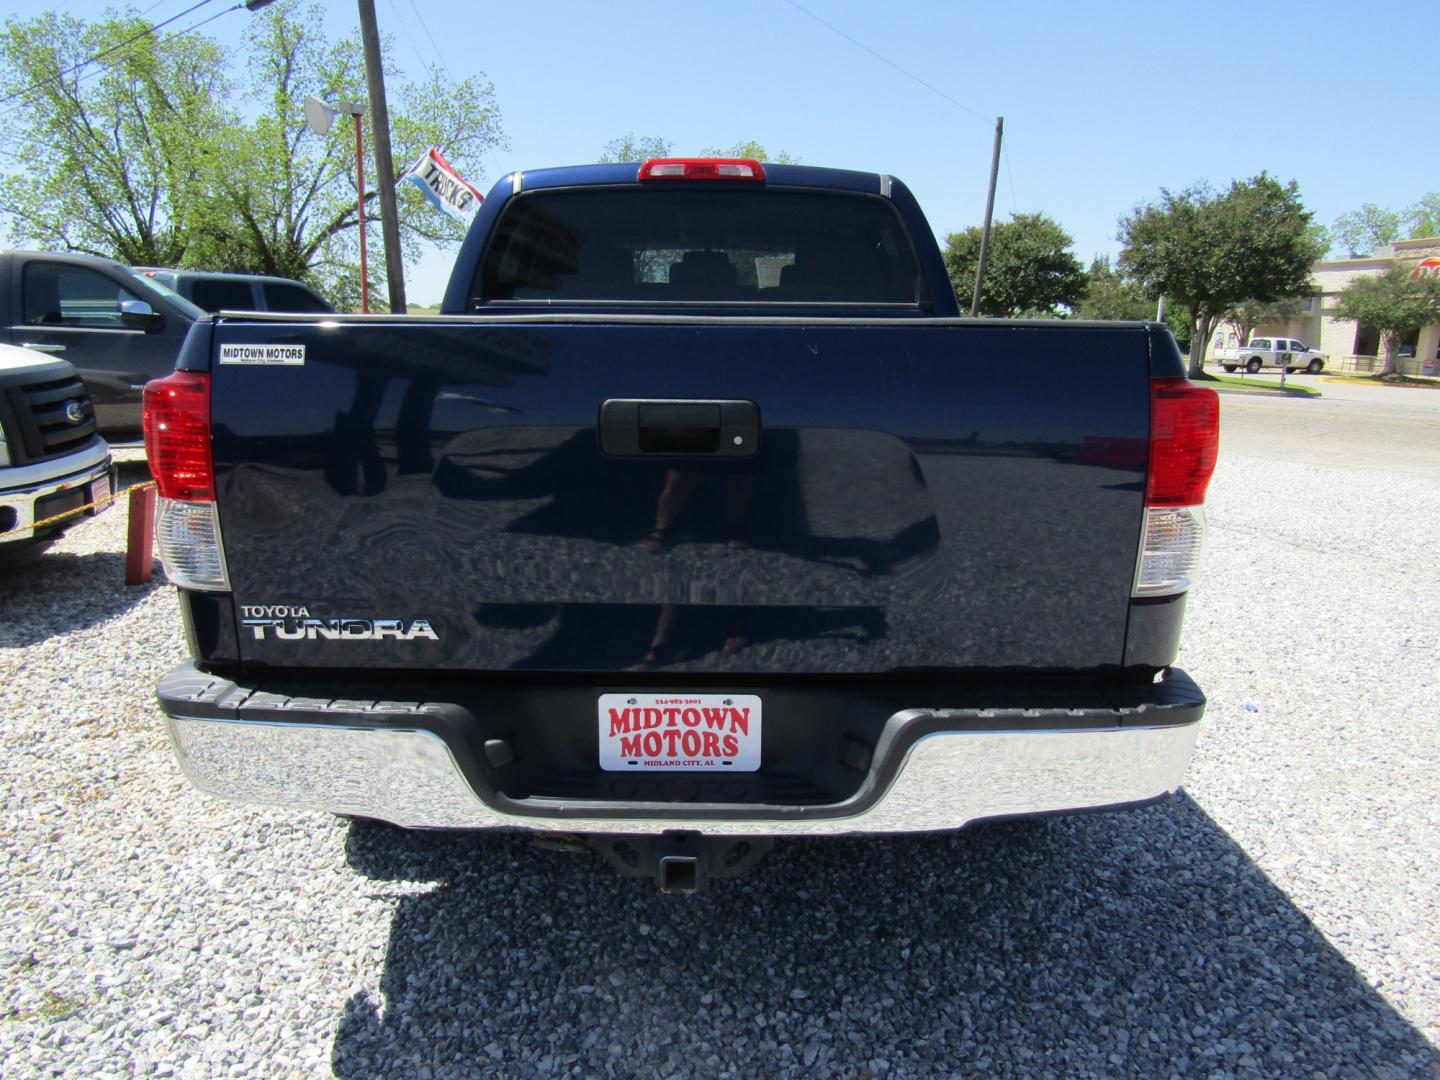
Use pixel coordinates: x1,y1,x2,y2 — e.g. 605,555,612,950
89,474,112,515
598,693,761,771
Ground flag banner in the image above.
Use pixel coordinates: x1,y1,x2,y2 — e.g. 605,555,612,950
397,147,483,221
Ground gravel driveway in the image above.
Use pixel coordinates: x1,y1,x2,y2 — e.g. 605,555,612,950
1,396,1437,1078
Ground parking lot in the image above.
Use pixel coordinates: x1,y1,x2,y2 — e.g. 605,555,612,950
1,387,1437,1078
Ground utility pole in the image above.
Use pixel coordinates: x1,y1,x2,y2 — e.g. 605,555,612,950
356,0,406,314
969,115,1003,318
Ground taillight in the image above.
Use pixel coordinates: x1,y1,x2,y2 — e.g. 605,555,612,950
143,371,214,501
637,158,766,182
1147,379,1219,507
1134,378,1219,597
142,371,228,591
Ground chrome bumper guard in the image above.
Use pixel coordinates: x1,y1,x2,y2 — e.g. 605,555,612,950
0,450,115,544
159,663,1204,837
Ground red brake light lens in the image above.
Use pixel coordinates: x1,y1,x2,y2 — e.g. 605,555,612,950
1147,378,1219,507
143,370,214,501
637,158,766,182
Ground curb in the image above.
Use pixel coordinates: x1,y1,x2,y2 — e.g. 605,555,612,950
1212,388,1321,399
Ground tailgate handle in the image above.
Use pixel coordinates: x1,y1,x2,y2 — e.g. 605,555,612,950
599,399,759,457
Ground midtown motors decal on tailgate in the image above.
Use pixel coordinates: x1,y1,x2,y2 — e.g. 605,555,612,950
219,344,306,366
598,693,761,771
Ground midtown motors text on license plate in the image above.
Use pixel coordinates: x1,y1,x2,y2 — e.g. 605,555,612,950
598,693,761,771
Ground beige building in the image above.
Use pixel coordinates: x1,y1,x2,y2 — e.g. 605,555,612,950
1205,236,1440,376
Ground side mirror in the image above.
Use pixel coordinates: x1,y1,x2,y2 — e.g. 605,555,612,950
120,298,162,331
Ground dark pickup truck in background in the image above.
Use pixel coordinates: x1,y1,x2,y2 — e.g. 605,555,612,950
1,251,201,438
132,268,334,316
147,158,1218,891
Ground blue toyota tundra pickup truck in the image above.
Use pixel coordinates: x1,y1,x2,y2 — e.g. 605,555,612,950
145,158,1217,891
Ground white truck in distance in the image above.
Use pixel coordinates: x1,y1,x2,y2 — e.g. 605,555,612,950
1214,336,1326,375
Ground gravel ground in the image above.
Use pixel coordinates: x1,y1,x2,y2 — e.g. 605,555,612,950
1,397,1438,1078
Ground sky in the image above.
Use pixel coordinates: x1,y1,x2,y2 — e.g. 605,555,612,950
9,0,1438,304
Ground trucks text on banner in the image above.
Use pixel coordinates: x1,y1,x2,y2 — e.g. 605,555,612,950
397,148,483,221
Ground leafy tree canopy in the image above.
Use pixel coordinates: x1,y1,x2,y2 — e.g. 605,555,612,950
1119,174,1323,376
0,0,506,309
1332,266,1440,376
1163,299,1194,353
1331,202,1402,257
944,212,1086,318
598,133,673,163
702,140,799,164
1407,192,1440,240
0,11,229,266
1076,255,1155,321
1328,193,1440,253
1223,297,1305,344
598,136,798,165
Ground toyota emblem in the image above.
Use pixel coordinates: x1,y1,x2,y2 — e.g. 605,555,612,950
63,400,85,425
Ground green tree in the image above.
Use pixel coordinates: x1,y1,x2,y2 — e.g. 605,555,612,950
1407,192,1440,239
597,135,798,166
1332,202,1403,257
945,212,1087,317
1222,297,1305,347
0,11,231,264
598,133,673,163
1163,299,1194,353
0,2,504,309
1077,255,1154,320
1119,175,1323,378
1332,266,1440,376
702,140,800,164
186,1,504,309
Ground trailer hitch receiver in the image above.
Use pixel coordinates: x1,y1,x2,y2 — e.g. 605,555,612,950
580,831,774,893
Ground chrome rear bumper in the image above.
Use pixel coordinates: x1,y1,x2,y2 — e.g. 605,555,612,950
160,664,1204,836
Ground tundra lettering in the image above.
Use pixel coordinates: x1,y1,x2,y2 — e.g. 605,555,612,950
241,617,438,641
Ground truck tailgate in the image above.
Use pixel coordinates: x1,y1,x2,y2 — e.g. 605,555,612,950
208,318,1150,674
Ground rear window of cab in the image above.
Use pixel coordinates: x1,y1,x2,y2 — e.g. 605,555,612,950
472,187,928,308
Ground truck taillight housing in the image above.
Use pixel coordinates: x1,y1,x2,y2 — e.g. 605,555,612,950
1134,378,1219,597
637,158,766,182
144,371,214,501
143,370,229,591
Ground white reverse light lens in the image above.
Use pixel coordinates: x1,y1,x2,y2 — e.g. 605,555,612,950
156,497,230,591
1133,505,1205,597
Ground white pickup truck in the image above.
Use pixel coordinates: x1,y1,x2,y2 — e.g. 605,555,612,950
1214,336,1326,375
0,343,115,565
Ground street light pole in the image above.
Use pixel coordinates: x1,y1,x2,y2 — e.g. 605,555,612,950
304,96,370,312
352,111,369,313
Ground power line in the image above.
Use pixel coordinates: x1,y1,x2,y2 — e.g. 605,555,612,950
0,0,218,110
403,0,452,81
780,0,992,125
382,0,435,79
164,2,253,43
0,2,254,124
